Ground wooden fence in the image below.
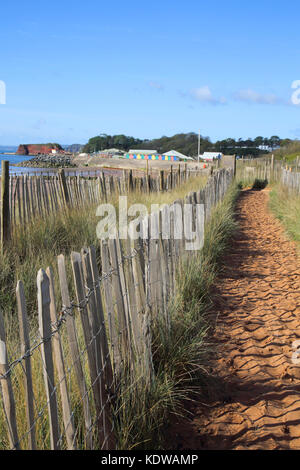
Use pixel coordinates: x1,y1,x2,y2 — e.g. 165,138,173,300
0,168,233,450
236,155,283,183
0,162,209,245
281,168,300,193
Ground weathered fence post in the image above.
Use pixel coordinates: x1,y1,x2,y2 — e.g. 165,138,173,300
70,252,103,442
57,254,93,449
177,164,181,184
159,170,164,192
1,160,10,250
16,281,36,450
37,269,60,450
100,240,121,371
128,170,134,192
59,169,70,205
46,266,76,450
271,154,274,177
81,249,111,449
88,246,114,389
0,309,20,449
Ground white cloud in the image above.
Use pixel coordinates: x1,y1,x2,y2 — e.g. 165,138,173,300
233,89,282,105
182,86,226,105
149,81,164,91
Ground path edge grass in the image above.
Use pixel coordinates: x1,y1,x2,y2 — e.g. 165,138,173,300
269,183,300,246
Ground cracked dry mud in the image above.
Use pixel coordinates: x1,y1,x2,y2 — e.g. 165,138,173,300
168,189,300,450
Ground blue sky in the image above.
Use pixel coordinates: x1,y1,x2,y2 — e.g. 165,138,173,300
1,0,300,145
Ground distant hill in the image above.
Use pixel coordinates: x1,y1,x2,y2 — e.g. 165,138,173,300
62,144,84,153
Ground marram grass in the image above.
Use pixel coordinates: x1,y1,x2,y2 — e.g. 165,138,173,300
269,183,300,245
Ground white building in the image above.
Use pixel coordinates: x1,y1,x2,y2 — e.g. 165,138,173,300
128,149,157,155
202,152,223,161
258,145,280,152
163,150,193,161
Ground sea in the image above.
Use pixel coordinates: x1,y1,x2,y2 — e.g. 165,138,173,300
0,147,119,177
0,147,52,175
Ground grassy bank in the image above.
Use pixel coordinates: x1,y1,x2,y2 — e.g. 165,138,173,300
269,184,300,245
273,141,300,163
114,182,239,449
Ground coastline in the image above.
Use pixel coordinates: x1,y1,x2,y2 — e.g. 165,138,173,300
13,153,72,168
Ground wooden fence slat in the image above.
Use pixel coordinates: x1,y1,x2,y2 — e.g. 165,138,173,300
115,236,132,342
57,254,93,449
88,247,115,442
89,246,113,388
81,249,100,368
108,239,129,353
123,238,143,357
0,309,20,449
59,169,70,206
81,249,114,449
16,280,36,450
149,211,164,316
131,238,153,382
12,176,17,228
46,266,76,450
158,233,170,326
70,252,103,442
100,240,121,372
21,175,26,225
37,269,60,450
1,161,10,249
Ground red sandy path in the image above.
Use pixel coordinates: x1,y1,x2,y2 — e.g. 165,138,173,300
168,189,300,450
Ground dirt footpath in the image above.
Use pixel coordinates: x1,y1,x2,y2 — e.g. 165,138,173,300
169,189,300,450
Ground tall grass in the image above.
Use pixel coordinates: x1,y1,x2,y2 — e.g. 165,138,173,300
113,183,239,449
273,141,300,162
269,183,300,245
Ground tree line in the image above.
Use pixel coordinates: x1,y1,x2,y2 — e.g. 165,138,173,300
83,133,293,157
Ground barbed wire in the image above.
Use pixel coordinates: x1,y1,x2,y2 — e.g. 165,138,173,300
0,244,145,382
